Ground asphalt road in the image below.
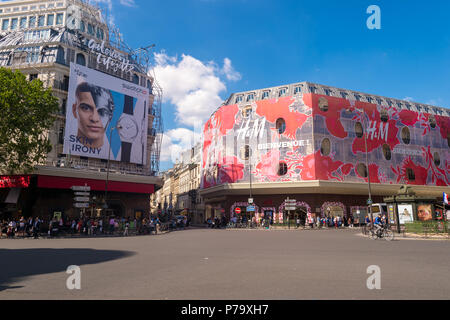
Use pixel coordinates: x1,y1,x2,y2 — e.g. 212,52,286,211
0,228,449,300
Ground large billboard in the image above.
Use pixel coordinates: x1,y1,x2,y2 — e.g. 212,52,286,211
63,63,149,164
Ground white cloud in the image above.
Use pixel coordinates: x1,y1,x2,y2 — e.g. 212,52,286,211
403,97,414,102
222,58,241,81
119,0,137,7
153,52,230,127
160,128,201,163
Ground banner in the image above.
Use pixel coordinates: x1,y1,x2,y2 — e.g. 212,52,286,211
64,63,149,164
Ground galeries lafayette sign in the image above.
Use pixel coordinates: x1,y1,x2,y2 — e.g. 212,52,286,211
0,175,31,188
87,39,135,73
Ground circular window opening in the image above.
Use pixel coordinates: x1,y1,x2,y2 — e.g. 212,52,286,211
356,163,368,178
242,106,252,118
401,127,411,144
380,109,389,122
240,145,251,160
321,138,331,156
318,97,328,112
429,115,436,128
433,152,440,166
278,162,288,176
276,118,286,134
355,122,364,138
382,144,391,160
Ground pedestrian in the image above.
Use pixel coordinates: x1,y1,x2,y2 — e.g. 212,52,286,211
109,217,115,234
98,218,103,234
296,217,300,228
33,217,41,239
123,219,129,236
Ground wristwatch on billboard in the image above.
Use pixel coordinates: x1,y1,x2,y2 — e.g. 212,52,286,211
117,95,139,163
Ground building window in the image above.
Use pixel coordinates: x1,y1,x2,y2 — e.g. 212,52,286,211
240,145,251,160
356,163,368,178
261,91,270,99
355,122,364,138
406,168,415,181
47,14,54,26
401,127,410,144
56,47,65,64
29,74,38,81
133,74,139,84
61,99,67,115
276,118,286,134
20,17,27,29
38,15,45,27
29,16,36,28
88,23,95,35
80,20,85,32
321,138,331,156
318,97,328,112
382,144,391,161
428,115,436,128
448,133,450,148
324,88,333,96
10,18,18,30
56,13,64,25
76,53,86,66
278,87,287,97
278,162,288,176
380,109,388,122
2,19,9,31
235,95,243,103
340,91,348,99
242,105,252,117
246,93,255,102
294,86,302,95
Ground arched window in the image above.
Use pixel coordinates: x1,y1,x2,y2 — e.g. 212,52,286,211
318,97,328,112
240,145,251,160
76,53,86,66
133,74,139,85
56,46,65,64
382,144,391,160
433,152,440,166
429,115,436,128
278,162,288,176
321,138,331,156
380,109,389,122
276,118,286,134
355,122,364,138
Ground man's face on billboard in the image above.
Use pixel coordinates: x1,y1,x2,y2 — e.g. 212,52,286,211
73,90,111,148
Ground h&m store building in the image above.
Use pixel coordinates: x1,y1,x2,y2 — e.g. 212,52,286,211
199,82,449,224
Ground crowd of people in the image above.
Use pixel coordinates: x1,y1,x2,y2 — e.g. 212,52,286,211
205,214,371,229
0,214,191,239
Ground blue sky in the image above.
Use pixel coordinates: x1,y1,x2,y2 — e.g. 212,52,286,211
100,0,449,170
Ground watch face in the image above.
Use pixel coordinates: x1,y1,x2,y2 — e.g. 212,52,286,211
118,117,139,141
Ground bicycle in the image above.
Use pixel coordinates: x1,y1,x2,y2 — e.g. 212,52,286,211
368,224,394,241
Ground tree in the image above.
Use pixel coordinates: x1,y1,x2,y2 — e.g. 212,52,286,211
0,67,59,175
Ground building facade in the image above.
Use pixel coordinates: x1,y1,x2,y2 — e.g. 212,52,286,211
0,0,162,219
200,82,449,224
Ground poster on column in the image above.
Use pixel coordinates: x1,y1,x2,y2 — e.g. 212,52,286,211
63,63,149,164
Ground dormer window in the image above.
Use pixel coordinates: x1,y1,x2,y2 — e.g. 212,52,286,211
246,93,255,102
278,87,287,97
235,95,243,104
261,91,270,99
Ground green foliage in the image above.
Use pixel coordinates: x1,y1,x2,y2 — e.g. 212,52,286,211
405,221,449,234
0,67,59,174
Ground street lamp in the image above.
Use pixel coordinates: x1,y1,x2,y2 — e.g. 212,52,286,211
104,124,122,212
349,106,373,222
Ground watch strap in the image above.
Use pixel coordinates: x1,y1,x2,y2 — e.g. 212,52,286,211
123,95,134,115
121,141,132,162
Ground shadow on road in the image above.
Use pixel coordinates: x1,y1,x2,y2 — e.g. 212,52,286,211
0,248,135,291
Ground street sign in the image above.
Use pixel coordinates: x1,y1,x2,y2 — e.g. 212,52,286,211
285,199,296,210
71,186,91,192
74,197,90,202
248,198,254,204
74,202,89,208
367,198,373,205
74,192,90,196
235,207,241,214
247,205,255,212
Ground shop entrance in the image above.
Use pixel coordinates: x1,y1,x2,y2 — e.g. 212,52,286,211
285,206,308,226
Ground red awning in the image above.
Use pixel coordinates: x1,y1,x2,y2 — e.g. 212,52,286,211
37,175,154,194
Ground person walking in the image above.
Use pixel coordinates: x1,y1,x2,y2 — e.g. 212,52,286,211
123,219,129,236
32,217,41,239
